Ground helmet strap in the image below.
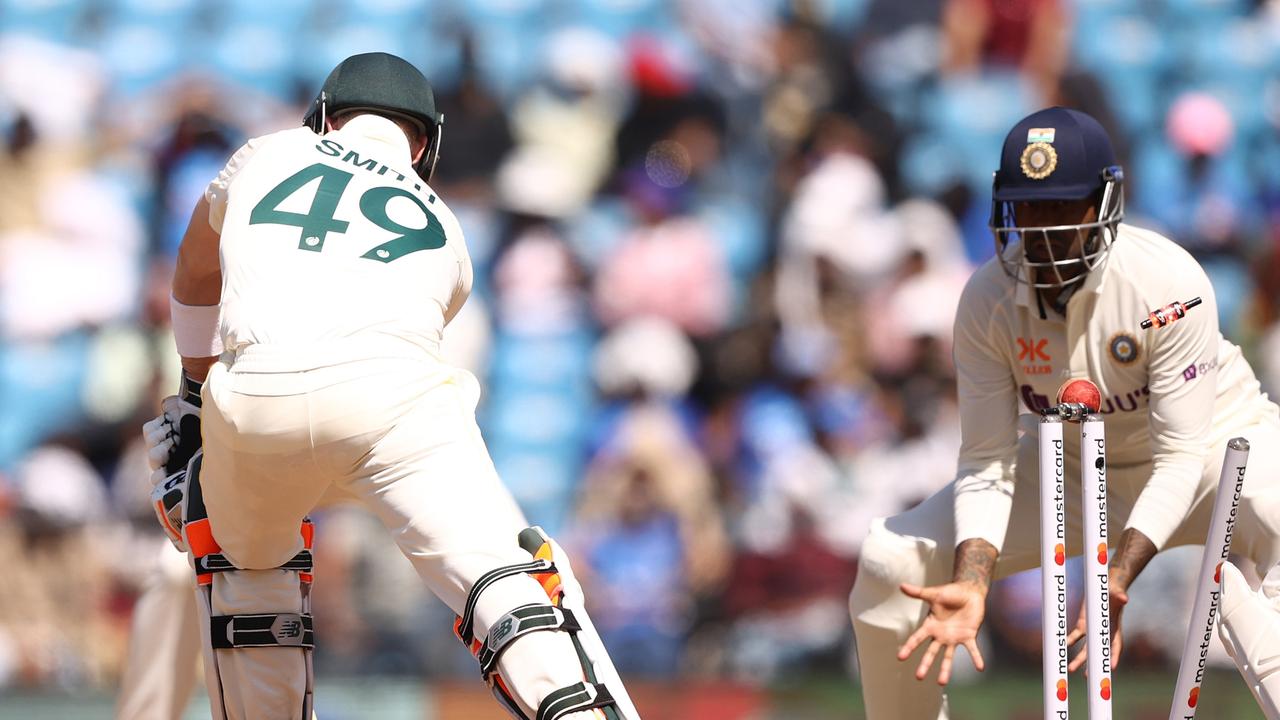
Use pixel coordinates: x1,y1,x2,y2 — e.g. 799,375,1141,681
307,92,328,134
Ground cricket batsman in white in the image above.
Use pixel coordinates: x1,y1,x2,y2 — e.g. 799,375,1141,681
138,52,639,720
849,106,1280,718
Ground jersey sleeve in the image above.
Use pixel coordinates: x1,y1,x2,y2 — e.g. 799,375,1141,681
442,212,472,325
952,273,1020,551
1125,267,1219,550
204,135,265,234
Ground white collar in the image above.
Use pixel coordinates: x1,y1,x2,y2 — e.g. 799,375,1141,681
338,114,412,161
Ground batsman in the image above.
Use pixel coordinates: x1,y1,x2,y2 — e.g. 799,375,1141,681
849,106,1280,718
142,52,638,720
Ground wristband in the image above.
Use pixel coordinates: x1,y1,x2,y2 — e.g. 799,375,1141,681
170,295,224,358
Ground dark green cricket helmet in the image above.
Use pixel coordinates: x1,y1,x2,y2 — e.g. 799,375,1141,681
303,52,444,182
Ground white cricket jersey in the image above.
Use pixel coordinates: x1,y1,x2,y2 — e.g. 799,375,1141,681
204,115,471,361
953,223,1277,551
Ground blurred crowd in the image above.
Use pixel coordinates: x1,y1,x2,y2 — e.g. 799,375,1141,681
2,0,1280,698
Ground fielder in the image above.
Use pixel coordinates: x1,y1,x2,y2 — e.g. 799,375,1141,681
140,52,639,720
849,106,1280,718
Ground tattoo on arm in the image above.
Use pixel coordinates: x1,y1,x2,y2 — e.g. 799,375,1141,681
1109,528,1158,590
953,538,999,591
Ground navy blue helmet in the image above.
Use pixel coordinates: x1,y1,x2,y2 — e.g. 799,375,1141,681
989,107,1124,288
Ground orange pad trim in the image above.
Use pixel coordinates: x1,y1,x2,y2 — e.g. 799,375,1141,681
186,518,221,558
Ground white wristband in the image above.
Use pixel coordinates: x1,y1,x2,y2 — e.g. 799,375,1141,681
170,295,224,357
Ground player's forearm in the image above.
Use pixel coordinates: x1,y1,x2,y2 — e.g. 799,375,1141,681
1109,527,1158,592
173,196,223,306
180,356,218,383
952,538,999,594
172,254,222,306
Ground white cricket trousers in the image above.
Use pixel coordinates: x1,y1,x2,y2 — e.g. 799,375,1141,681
116,540,201,720
196,340,591,719
849,415,1280,720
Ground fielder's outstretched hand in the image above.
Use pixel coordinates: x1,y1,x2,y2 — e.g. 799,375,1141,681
898,582,988,685
1066,585,1128,672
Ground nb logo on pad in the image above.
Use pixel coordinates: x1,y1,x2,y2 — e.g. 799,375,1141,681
271,615,306,645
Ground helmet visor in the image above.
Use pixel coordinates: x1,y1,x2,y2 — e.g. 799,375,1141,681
990,171,1124,289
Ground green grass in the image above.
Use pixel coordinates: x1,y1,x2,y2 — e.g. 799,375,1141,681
0,671,1264,719
773,669,1264,719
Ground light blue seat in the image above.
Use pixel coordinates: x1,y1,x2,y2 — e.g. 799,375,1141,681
0,0,84,43
1161,0,1249,25
334,0,426,24
453,0,548,30
0,334,91,471
483,390,591,446
559,0,675,39
93,21,187,96
112,0,199,33
1181,20,1278,139
1072,15,1171,135
899,133,972,200
220,0,313,28
292,24,411,94
1129,139,1185,232
489,332,593,392
487,444,581,534
210,23,294,98
1201,256,1251,339
919,70,1033,194
468,24,545,102
700,195,767,280
1073,0,1141,29
565,198,631,271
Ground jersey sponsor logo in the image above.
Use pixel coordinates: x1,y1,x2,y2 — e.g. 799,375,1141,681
1021,383,1150,415
1021,384,1051,413
1183,358,1218,382
1097,385,1149,414
1018,338,1051,362
1018,337,1052,375
1108,333,1140,365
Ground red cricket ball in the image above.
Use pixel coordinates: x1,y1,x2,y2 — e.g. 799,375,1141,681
1057,378,1102,413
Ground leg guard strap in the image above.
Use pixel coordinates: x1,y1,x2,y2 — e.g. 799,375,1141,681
453,528,638,720
197,550,314,575
477,604,581,679
210,613,315,649
457,558,555,646
537,682,615,720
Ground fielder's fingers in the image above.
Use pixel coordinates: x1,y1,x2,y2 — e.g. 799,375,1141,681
1069,645,1087,673
937,644,956,686
898,625,932,661
964,639,985,671
899,583,926,600
1065,621,1086,647
916,639,942,681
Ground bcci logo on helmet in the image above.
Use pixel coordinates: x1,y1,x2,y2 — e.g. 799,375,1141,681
1021,142,1058,180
